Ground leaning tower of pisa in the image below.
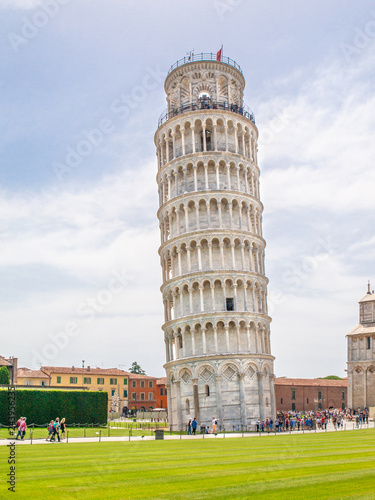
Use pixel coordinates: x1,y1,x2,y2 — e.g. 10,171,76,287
155,53,275,431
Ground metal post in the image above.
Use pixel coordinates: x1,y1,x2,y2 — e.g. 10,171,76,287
67,430,69,443
108,426,110,438
30,430,32,445
84,427,86,438
99,430,101,442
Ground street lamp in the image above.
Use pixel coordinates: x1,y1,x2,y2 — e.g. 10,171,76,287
82,360,85,387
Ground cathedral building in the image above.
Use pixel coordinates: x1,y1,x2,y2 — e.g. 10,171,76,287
346,282,375,409
155,52,275,430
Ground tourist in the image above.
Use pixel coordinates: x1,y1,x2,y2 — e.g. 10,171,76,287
51,418,60,442
46,420,54,441
60,418,66,440
192,417,197,435
187,419,192,435
19,417,27,440
212,417,217,433
15,417,23,440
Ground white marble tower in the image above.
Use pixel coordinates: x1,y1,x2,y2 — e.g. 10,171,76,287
155,53,275,430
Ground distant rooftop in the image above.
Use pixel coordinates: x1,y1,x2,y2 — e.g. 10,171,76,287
167,52,243,76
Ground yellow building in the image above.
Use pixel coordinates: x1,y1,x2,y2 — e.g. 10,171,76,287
40,366,130,412
17,367,50,387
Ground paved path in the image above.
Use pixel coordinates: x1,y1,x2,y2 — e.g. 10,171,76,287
1,422,373,446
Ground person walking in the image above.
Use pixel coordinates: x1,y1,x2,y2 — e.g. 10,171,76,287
60,418,66,440
15,417,23,440
51,418,60,442
46,420,54,441
187,419,192,435
212,417,217,434
192,417,197,435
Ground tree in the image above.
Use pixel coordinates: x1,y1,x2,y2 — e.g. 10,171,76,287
129,362,146,375
317,375,343,380
0,366,11,385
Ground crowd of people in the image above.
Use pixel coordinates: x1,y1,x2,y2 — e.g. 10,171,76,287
257,408,370,432
14,416,67,442
46,417,66,442
185,408,370,434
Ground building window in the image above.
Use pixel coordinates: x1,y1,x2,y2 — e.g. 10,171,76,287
111,389,115,396
70,377,77,384
280,398,283,404
97,378,104,385
148,381,153,388
307,398,309,404
148,392,154,400
291,390,296,400
124,378,128,385
318,391,322,400
226,298,234,311
123,390,128,398
57,376,61,384
41,381,46,386
132,380,136,388
26,380,32,386
132,392,136,400
160,387,163,396
342,402,345,410
140,393,145,400
205,385,210,397
110,378,117,385
367,337,371,349
318,402,322,409
341,391,345,400
292,403,296,411
140,380,145,388
179,337,183,349
160,401,163,408
165,388,167,395
84,377,91,384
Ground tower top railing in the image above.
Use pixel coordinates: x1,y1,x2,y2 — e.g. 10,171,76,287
167,53,243,76
158,100,255,127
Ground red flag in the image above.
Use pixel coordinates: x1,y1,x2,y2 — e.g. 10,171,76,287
216,46,222,61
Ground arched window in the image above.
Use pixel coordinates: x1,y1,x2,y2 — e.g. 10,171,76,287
205,384,210,397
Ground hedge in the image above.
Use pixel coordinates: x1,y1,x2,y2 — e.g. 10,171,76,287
0,388,108,425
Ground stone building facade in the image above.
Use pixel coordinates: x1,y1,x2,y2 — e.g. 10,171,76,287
155,53,275,430
347,283,375,409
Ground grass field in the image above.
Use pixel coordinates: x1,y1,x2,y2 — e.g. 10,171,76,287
0,421,168,441
1,430,375,499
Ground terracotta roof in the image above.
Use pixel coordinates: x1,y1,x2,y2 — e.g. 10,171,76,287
41,366,131,376
275,378,347,387
157,377,166,385
346,324,375,336
18,368,49,379
0,356,12,367
128,373,158,379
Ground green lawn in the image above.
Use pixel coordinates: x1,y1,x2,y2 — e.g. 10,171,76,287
0,422,168,441
1,430,375,499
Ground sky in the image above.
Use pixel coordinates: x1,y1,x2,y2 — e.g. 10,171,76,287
1,0,375,378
